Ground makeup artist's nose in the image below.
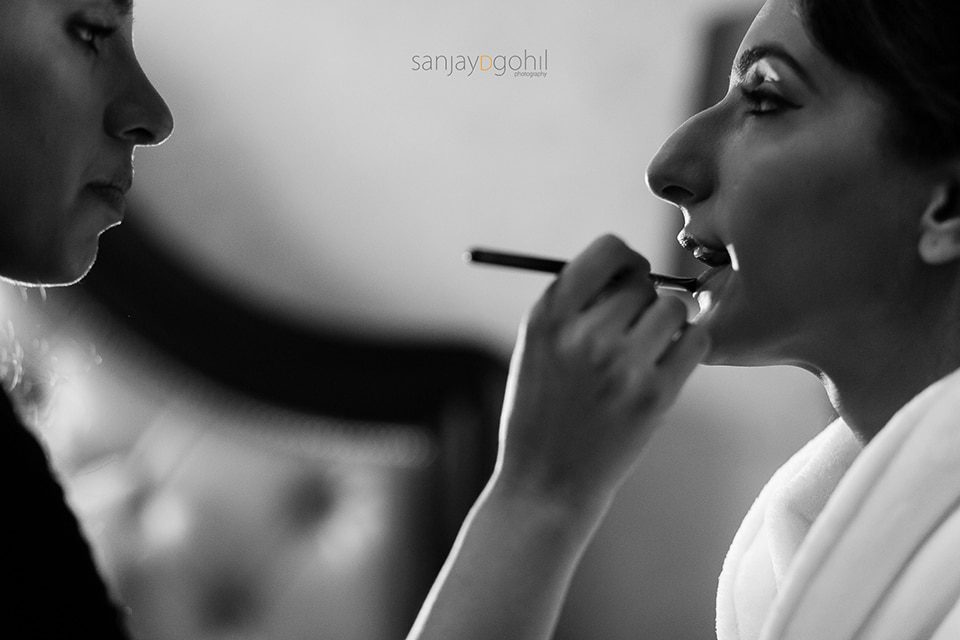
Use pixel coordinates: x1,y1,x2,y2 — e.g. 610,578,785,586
104,60,174,146
645,108,716,208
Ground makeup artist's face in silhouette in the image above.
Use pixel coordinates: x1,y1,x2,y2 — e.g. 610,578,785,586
645,0,938,370
0,0,173,286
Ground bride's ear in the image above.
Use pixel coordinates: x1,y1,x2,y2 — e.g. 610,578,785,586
918,182,960,265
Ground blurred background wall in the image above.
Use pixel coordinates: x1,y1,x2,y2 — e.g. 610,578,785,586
131,0,758,343
3,0,839,638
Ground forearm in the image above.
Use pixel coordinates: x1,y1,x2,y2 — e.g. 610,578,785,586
407,237,709,639
406,476,608,640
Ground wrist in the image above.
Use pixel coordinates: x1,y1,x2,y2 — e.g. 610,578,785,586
482,467,615,541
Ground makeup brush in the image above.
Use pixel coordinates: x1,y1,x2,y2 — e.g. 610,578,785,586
465,247,701,293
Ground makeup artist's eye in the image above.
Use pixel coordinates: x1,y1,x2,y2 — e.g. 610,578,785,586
70,21,117,54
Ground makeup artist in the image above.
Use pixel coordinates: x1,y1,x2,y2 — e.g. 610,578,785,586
1,0,173,636
408,0,960,638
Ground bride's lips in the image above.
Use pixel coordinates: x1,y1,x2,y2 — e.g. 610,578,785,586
676,230,734,314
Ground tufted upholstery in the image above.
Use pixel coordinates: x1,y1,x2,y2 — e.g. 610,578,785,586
11,212,507,639
60,390,447,640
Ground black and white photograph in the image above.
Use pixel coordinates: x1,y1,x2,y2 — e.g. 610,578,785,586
2,0,959,638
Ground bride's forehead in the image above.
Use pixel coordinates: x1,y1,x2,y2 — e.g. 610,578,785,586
741,0,809,49
733,0,822,75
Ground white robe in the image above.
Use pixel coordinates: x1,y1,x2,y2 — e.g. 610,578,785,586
716,368,960,640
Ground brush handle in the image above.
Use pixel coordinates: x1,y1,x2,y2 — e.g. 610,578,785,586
465,248,700,293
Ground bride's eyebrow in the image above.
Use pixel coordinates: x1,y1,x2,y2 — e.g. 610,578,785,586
733,44,820,94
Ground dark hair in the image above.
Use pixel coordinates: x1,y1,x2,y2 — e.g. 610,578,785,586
799,0,960,161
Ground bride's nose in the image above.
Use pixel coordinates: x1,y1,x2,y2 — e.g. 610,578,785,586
645,107,718,209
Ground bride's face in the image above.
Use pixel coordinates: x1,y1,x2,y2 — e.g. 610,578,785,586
646,0,939,369
0,0,173,286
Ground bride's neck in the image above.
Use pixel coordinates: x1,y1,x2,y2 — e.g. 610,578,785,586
817,287,960,443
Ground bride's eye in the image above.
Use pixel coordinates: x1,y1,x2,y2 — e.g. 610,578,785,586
738,58,797,117
741,87,790,116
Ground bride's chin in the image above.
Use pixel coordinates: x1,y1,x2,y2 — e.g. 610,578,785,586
690,293,760,366
700,341,746,366
695,315,782,367
691,285,729,333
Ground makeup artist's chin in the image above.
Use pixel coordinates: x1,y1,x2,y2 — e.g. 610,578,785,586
0,257,90,288
33,233,105,287
49,191,128,285
24,253,95,288
61,234,108,286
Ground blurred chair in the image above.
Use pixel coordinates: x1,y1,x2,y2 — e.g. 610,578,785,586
37,210,509,640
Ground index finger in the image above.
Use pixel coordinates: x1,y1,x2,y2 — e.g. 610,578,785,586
553,235,653,312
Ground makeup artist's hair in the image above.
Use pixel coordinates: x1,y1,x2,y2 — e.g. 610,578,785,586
799,0,960,162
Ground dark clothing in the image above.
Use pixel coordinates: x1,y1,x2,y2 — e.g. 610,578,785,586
3,391,130,639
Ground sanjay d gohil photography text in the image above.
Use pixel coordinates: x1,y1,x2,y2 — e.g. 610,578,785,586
410,49,548,78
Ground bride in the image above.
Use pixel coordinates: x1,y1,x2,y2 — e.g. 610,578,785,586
408,0,960,638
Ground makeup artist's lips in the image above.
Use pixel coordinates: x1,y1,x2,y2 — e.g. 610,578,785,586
85,181,129,220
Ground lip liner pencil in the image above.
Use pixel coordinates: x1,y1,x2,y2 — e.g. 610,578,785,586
465,247,701,293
